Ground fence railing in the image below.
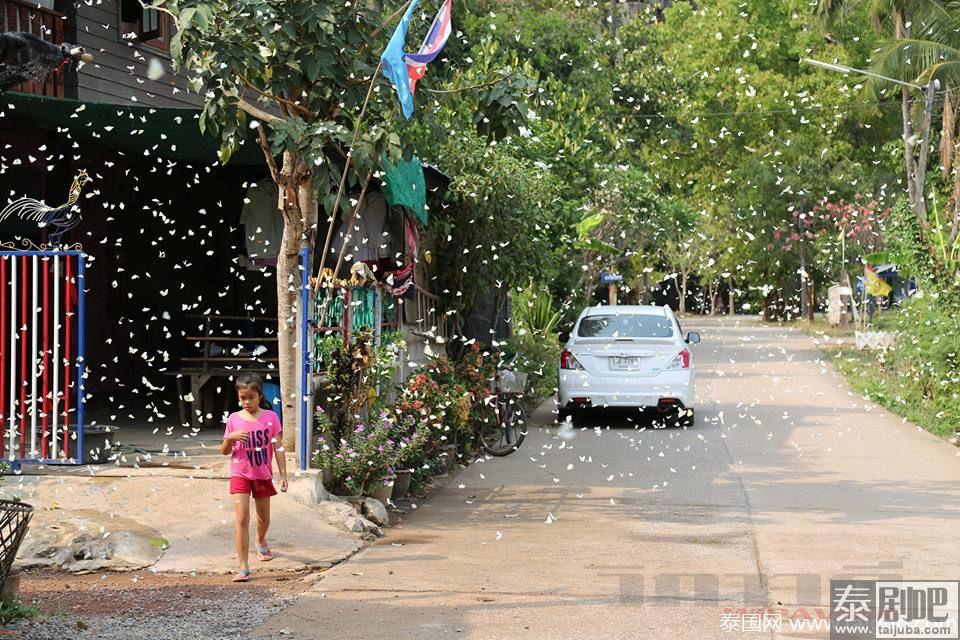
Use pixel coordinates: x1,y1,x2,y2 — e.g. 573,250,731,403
1,0,66,97
0,249,85,464
413,284,453,342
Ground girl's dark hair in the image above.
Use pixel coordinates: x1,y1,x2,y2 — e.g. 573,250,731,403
235,373,272,410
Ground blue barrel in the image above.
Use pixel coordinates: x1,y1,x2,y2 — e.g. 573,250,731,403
262,381,282,422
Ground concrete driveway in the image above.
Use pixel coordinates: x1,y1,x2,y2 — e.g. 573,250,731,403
255,317,960,640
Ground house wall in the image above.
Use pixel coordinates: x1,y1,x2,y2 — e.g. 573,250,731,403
59,0,201,108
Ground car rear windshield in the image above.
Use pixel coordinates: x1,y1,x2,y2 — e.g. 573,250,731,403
577,314,674,338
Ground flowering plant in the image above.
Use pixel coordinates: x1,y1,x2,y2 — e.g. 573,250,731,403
393,370,454,451
770,196,890,256
457,343,496,398
393,344,495,452
314,408,407,496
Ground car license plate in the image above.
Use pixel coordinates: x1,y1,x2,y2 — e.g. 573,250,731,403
610,356,641,370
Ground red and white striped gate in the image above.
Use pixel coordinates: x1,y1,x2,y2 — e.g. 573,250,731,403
0,248,86,464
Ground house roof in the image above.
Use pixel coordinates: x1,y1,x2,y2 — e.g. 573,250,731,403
3,91,265,165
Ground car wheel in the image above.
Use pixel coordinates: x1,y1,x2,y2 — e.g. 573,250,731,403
557,408,571,424
679,408,695,427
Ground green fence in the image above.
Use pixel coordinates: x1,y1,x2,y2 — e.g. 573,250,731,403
313,286,397,366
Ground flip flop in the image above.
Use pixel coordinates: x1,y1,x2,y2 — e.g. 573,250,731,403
257,544,273,562
232,568,251,582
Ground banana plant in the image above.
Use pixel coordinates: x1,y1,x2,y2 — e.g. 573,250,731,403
928,196,960,286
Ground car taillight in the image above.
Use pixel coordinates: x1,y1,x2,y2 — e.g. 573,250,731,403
560,350,583,370
666,349,690,370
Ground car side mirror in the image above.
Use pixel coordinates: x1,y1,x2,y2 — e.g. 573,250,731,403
686,332,701,344
559,331,570,343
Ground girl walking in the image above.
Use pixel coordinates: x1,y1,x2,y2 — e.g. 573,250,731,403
221,373,288,582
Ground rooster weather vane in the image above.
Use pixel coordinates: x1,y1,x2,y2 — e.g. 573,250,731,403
0,170,93,246
0,29,96,246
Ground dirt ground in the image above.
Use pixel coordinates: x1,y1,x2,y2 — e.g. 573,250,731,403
15,567,320,618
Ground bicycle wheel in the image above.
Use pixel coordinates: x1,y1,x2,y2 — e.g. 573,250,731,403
478,394,528,456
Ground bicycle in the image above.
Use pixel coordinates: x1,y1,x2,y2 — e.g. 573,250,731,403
472,364,529,456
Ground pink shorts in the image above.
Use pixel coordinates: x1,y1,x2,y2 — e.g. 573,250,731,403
229,477,277,498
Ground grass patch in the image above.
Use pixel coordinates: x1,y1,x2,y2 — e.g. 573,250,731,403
819,345,956,438
806,301,960,441
0,598,41,624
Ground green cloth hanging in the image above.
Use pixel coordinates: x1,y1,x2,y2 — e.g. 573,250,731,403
382,156,427,226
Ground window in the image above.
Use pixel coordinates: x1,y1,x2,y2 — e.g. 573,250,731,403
119,0,175,52
577,314,674,339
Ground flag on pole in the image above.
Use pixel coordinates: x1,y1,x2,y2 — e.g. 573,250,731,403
405,0,453,93
380,0,453,118
864,264,892,297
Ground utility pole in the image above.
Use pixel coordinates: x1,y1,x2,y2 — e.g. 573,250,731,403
913,77,938,221
803,58,939,228
798,213,808,321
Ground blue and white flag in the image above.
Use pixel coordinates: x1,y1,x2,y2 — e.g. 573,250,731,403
380,0,453,118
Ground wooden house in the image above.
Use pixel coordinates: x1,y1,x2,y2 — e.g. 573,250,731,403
0,0,453,449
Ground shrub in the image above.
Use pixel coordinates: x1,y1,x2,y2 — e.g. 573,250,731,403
888,294,960,432
0,598,40,624
507,327,561,405
314,408,409,496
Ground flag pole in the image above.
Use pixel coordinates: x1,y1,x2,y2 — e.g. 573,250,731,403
314,0,417,293
314,59,383,294
331,170,375,287
319,170,374,328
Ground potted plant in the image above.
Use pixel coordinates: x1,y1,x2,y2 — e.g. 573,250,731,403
391,420,429,500
314,410,406,500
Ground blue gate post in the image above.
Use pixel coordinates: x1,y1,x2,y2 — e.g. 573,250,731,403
299,247,310,471
76,252,86,463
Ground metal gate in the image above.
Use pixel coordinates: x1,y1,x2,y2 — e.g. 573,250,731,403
0,248,85,464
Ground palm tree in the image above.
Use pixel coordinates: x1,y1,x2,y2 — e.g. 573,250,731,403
818,0,960,248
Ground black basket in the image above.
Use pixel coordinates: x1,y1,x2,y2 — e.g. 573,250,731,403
0,500,33,590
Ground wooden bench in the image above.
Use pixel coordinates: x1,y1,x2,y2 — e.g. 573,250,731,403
169,315,280,429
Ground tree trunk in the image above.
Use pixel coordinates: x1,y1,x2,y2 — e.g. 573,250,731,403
672,275,682,313
679,272,688,315
807,280,816,322
277,223,300,452
728,277,734,316
276,152,308,453
895,11,928,225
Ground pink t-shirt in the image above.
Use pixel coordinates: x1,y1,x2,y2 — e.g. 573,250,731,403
223,410,282,480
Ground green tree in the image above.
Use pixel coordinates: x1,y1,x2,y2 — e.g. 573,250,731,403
161,0,407,451
619,0,893,312
818,0,960,278
421,130,562,321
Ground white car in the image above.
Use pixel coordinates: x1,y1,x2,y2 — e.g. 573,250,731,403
557,305,700,426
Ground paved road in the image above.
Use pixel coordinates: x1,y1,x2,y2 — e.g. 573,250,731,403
256,317,960,640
